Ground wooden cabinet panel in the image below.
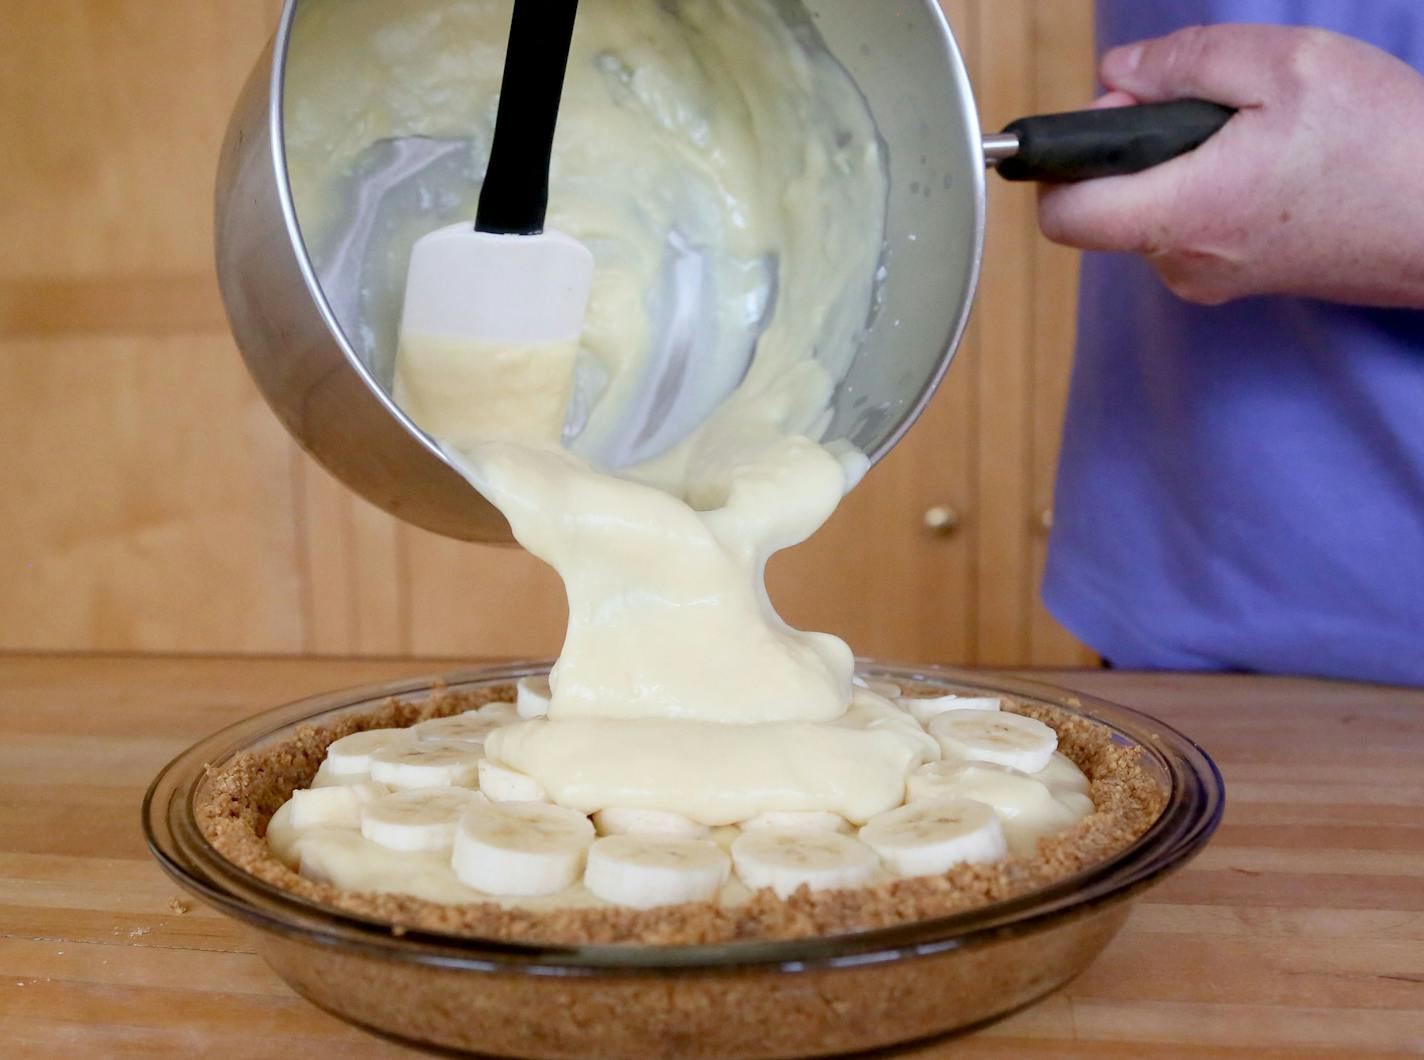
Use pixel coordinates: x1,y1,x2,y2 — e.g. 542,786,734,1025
1027,0,1099,666
0,0,284,279
767,360,977,665
1,0,1096,666
1,0,297,655
968,0,1039,665
400,528,566,662
774,0,1097,668
0,332,305,653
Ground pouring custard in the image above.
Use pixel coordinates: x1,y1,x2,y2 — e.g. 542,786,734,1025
268,0,1092,909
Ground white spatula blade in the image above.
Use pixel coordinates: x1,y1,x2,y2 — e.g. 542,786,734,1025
401,222,594,345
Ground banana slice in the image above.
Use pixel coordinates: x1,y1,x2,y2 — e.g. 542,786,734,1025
929,709,1058,773
413,703,518,747
324,728,415,775
291,829,437,890
1034,751,1093,796
369,739,482,789
294,830,397,886
478,758,549,802
264,801,300,866
310,764,390,789
451,801,594,896
592,807,708,838
838,694,941,766
852,675,903,699
905,761,1090,852
516,675,552,719
360,787,487,851
730,828,879,898
739,810,849,833
865,714,942,764
288,782,387,830
859,798,1007,877
583,835,731,908
906,759,1030,803
898,693,1001,727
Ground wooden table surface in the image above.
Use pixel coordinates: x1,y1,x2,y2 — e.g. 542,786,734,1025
1,654,1420,1058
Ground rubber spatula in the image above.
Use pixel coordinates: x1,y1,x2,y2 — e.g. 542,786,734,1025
399,0,592,353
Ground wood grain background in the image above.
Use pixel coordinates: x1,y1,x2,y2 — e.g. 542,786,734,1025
0,0,1100,666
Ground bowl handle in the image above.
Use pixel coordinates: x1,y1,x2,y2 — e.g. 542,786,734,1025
987,99,1235,183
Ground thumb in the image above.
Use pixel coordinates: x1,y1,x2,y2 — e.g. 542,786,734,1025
1100,24,1282,107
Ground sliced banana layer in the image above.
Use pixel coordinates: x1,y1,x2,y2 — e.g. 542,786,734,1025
836,694,942,769
310,765,384,788
1036,751,1093,796
370,739,482,789
584,835,731,908
288,782,387,830
730,827,879,899
859,798,1007,877
739,810,848,833
413,703,519,747
908,760,1001,802
452,801,595,896
290,830,475,903
898,692,1001,726
851,675,903,699
479,758,549,802
592,807,708,838
281,693,1078,906
516,675,552,719
324,728,415,775
294,829,399,887
360,787,487,851
929,709,1057,773
906,761,1090,854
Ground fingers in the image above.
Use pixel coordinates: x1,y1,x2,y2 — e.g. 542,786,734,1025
1036,26,1276,254
1038,170,1247,305
1099,24,1293,107
1090,90,1139,110
1037,167,1182,255
1033,91,1174,253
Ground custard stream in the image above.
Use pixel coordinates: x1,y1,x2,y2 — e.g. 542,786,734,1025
369,0,920,826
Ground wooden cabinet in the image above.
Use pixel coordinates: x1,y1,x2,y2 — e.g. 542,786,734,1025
0,0,1096,666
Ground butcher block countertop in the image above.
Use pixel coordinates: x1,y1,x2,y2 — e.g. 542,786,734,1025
1,654,1420,1057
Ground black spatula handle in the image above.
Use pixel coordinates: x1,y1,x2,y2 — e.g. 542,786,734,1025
994,99,1235,183
476,0,580,235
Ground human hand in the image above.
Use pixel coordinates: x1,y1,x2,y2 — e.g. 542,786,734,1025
1037,25,1424,308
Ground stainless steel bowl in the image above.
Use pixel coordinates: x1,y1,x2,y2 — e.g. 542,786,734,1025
144,661,1223,1058
217,2,1227,544
216,0,987,543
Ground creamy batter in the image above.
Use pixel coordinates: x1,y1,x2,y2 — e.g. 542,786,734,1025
278,0,1092,905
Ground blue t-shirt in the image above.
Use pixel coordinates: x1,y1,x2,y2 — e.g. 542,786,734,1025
1043,0,1424,686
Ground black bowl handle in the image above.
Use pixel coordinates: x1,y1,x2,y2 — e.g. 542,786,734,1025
991,99,1235,183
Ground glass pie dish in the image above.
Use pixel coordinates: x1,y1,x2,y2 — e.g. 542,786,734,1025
143,661,1223,1058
